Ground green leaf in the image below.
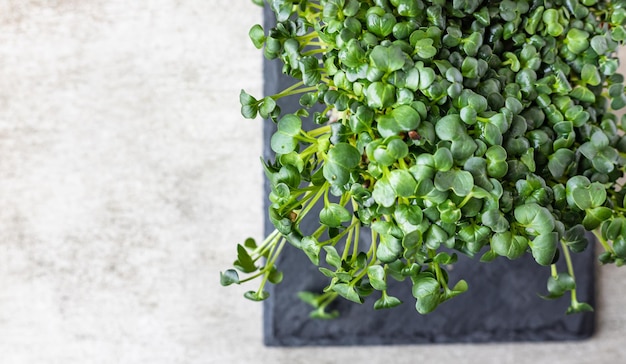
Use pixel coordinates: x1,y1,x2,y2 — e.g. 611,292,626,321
402,230,422,258
377,235,403,263
544,273,576,299
570,86,596,103
451,137,478,161
370,138,408,165
447,279,468,298
583,207,612,230
435,114,465,141
412,275,441,314
424,224,449,250
433,148,454,172
566,28,589,54
590,35,608,55
461,56,478,79
567,301,594,314
434,170,474,196
433,252,457,265
414,38,437,59
318,267,335,278
366,82,396,109
393,105,421,131
514,203,556,235
258,96,277,119
389,169,418,197
463,32,483,57
392,0,421,17
248,24,265,49
378,106,421,138
220,269,240,286
240,89,259,119
459,224,490,246
563,224,589,253
503,52,521,72
543,8,564,37
339,38,367,68
480,249,498,262
301,236,321,265
350,105,374,133
482,209,510,233
369,45,406,73
366,11,397,38
320,203,352,228
491,232,528,260
332,283,363,304
581,64,602,86
373,177,396,207
299,56,322,86
548,149,575,179
480,121,503,146
324,246,342,269
571,188,593,210
374,294,403,310
323,143,361,186
589,182,607,207
437,200,461,224
279,152,304,172
417,64,436,90
531,232,558,266
367,265,387,290
234,244,256,273
244,237,257,250
271,114,301,154
244,290,269,301
268,267,284,284
270,0,294,22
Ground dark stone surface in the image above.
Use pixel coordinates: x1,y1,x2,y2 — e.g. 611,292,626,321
261,6,595,347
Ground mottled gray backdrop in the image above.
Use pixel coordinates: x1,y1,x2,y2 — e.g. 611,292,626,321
0,1,625,363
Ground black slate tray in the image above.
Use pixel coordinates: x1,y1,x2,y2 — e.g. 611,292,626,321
260,6,595,347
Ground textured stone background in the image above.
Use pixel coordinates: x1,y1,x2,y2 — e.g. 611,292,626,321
0,1,625,363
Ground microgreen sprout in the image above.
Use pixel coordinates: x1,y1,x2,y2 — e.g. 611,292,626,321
223,0,626,317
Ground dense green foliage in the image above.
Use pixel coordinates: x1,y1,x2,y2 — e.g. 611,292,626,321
222,0,626,317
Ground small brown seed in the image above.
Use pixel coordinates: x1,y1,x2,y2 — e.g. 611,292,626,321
408,130,421,140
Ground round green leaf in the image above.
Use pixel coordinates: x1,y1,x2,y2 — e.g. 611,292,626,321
370,44,407,73
389,169,418,197
481,209,510,233
514,203,556,235
366,82,396,109
367,265,387,291
374,294,403,310
392,105,421,131
531,232,558,266
491,232,528,260
566,28,590,54
248,24,265,49
220,269,240,286
435,114,465,141
332,283,363,304
412,275,440,314
434,169,474,196
377,235,403,263
373,177,396,207
271,114,301,154
320,203,352,228
301,236,321,265
244,290,269,301
544,273,576,299
323,143,361,186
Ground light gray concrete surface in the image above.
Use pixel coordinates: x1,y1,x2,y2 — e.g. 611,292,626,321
0,1,625,363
